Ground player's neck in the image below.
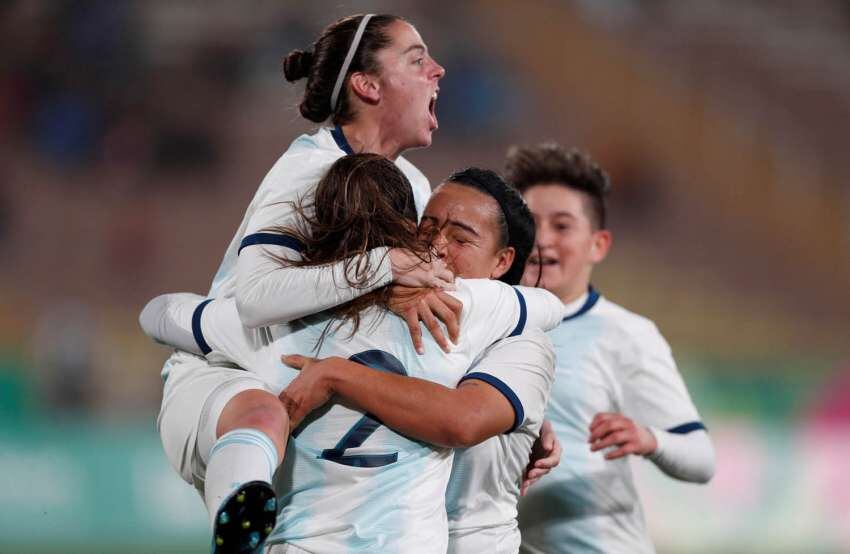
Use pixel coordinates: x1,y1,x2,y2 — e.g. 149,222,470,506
340,121,403,161
557,273,592,305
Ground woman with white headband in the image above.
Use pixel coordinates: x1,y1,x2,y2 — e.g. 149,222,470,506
154,14,452,553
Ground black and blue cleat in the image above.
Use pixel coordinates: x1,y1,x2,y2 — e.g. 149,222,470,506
211,481,277,553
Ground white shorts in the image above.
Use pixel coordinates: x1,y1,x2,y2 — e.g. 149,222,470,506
157,350,279,489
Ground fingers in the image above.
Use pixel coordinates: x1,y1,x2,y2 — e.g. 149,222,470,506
604,443,637,460
282,354,320,371
430,258,455,290
532,453,560,470
282,354,307,369
589,412,621,433
390,248,455,289
551,434,563,459
588,416,631,444
520,477,539,497
431,272,455,291
525,466,550,480
427,293,461,346
439,291,463,319
531,440,561,470
590,429,629,451
417,299,450,353
541,428,555,451
403,306,424,355
278,392,304,428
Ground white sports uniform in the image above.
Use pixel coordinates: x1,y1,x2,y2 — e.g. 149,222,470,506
141,280,565,553
518,288,715,554
156,126,431,489
446,328,555,554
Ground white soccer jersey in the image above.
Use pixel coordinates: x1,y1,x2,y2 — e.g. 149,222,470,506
145,279,565,552
446,328,555,554
160,126,430,382
517,288,707,554
209,125,431,300
268,281,561,554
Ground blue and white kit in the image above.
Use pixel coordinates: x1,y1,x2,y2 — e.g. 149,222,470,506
518,288,715,554
446,328,555,554
142,278,565,552
155,125,431,491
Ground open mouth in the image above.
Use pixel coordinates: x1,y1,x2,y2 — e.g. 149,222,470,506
528,255,558,267
428,90,438,129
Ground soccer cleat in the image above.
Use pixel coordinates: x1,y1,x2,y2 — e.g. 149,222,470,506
211,481,277,554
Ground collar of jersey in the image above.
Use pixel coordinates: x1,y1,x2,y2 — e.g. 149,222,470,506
331,125,355,155
562,285,600,322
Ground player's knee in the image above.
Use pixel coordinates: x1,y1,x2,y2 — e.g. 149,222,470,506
220,390,289,441
242,402,288,438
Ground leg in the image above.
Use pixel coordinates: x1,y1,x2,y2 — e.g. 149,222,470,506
203,388,289,553
158,352,286,553
216,389,289,456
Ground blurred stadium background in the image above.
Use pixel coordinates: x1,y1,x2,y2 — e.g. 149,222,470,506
1,1,849,552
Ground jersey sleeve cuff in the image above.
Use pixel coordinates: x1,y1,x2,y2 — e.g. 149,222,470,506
238,232,305,255
667,421,707,434
459,372,525,433
191,298,214,355
646,421,708,459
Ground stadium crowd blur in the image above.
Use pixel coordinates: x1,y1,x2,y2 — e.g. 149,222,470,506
1,1,849,551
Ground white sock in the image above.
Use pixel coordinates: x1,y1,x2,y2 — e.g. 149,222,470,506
203,428,279,528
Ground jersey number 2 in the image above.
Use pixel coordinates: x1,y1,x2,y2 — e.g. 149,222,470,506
318,350,408,468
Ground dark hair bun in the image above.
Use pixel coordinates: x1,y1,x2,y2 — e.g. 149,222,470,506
283,49,314,82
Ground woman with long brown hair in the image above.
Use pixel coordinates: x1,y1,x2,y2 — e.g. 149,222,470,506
152,13,454,554
143,154,565,552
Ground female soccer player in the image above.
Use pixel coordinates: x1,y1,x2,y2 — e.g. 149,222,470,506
507,144,716,554
279,168,561,554
142,155,565,552
154,13,453,553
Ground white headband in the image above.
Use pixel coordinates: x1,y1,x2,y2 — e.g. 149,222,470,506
330,14,374,113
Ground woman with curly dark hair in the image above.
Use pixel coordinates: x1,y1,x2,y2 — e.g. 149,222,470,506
143,154,565,553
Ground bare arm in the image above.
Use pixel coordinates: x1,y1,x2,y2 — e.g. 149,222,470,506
280,355,514,448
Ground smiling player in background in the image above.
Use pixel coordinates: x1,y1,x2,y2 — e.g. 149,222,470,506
509,143,715,554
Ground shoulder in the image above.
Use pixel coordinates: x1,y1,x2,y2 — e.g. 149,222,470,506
493,328,555,373
592,297,671,355
278,129,341,168
490,327,554,356
394,155,428,184
451,277,511,299
258,130,342,193
285,127,335,155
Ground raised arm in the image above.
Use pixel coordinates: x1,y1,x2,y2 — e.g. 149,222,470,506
236,244,455,328
235,243,393,328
